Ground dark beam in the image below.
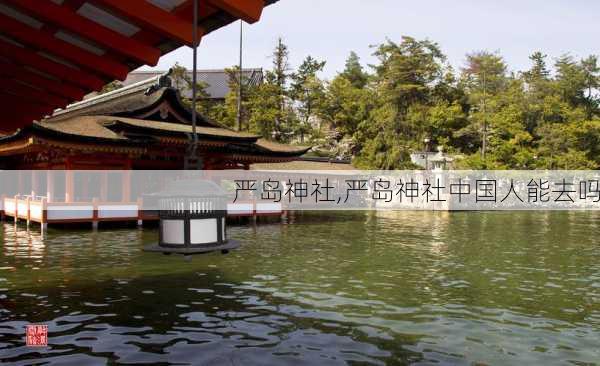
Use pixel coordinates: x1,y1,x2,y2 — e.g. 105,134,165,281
4,0,161,66
206,0,264,23
0,39,105,90
0,60,86,101
91,0,205,46
0,78,69,108
0,13,129,80
0,93,54,111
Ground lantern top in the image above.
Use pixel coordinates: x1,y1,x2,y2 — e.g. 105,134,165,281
155,179,226,198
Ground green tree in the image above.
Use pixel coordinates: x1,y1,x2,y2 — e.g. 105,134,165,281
459,51,509,165
340,51,368,89
290,56,326,142
354,37,448,169
169,62,213,118
321,75,373,137
581,55,600,118
272,38,291,136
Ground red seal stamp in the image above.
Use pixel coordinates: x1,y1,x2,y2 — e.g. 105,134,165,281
26,324,48,347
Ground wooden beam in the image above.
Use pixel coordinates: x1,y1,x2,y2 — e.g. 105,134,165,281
206,0,264,23
0,39,105,90
0,96,54,129
132,1,217,47
0,78,69,108
174,1,219,20
0,13,129,80
91,0,204,46
0,61,86,101
0,97,53,114
4,0,161,66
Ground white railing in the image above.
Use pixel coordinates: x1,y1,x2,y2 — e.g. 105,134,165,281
227,200,284,216
1,196,143,224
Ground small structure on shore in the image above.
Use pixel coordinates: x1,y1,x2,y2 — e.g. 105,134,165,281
410,147,454,171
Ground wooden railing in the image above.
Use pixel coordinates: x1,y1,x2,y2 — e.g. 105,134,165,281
1,195,285,227
1,195,146,225
227,200,284,217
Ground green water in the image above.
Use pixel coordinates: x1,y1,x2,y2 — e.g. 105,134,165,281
0,211,599,365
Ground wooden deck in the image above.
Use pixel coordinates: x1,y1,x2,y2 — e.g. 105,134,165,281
0,196,285,229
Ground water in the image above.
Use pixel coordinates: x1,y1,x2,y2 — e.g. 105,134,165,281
0,211,599,365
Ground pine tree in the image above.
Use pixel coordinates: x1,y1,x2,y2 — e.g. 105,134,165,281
290,56,326,143
340,52,368,89
272,38,291,138
169,62,212,118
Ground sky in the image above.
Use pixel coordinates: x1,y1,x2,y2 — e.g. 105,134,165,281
139,0,600,80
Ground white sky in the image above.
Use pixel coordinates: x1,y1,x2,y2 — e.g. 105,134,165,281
139,0,600,79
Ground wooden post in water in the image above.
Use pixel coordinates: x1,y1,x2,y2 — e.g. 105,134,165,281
0,194,4,221
41,197,48,233
137,197,143,227
92,197,99,230
13,195,18,224
25,196,31,227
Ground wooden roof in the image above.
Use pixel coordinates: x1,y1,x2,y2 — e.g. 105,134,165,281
47,83,220,128
0,0,278,132
0,77,310,158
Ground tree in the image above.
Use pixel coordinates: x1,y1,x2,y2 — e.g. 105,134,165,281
290,56,326,142
272,38,291,136
169,62,213,118
460,51,509,164
321,76,373,137
340,52,368,89
523,52,550,86
554,55,587,108
581,55,600,118
208,66,257,130
353,37,449,169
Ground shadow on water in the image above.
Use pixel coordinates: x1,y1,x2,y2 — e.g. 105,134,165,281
1,268,420,365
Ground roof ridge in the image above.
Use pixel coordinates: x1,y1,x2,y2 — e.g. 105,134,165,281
49,71,174,119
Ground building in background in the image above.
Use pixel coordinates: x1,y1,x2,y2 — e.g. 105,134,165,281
89,69,265,101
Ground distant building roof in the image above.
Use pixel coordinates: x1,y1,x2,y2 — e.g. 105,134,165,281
251,158,355,171
120,69,264,100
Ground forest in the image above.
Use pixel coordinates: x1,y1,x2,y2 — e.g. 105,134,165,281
137,36,600,169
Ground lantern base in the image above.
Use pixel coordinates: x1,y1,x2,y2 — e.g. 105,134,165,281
143,240,240,255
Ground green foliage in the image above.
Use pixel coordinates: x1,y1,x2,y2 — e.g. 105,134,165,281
169,62,214,120
98,80,123,95
166,37,600,169
290,56,326,143
340,52,368,89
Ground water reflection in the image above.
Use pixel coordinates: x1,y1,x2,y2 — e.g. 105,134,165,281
0,212,599,365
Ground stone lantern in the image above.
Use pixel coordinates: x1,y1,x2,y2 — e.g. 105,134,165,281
144,180,238,255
